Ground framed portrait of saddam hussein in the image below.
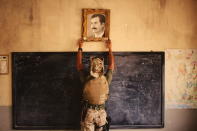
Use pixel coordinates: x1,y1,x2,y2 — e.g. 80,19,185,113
82,9,110,41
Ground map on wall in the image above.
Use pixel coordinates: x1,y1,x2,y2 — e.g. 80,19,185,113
166,49,197,108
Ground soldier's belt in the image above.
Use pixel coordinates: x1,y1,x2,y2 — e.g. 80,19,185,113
87,103,105,110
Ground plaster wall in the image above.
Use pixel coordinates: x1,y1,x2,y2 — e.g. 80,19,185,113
0,0,197,131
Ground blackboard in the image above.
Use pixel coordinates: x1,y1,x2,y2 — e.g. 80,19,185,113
12,52,164,129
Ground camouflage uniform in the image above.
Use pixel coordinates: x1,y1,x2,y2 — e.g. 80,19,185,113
77,39,114,131
82,108,107,131
79,58,113,131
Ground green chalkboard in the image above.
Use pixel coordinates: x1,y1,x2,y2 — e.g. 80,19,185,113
12,52,164,129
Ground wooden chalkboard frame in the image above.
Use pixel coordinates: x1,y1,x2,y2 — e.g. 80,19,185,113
12,52,164,129
12,52,82,130
108,52,165,129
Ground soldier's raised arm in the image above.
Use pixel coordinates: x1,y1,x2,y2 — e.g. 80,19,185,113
106,39,114,71
76,38,84,71
105,39,114,85
76,39,85,83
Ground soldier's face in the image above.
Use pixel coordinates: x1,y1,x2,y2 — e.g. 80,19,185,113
92,59,103,73
90,17,105,34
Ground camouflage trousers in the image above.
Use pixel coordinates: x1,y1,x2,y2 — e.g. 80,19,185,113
81,108,107,131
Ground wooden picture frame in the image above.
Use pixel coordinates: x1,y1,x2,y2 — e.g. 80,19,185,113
0,55,9,74
82,9,110,41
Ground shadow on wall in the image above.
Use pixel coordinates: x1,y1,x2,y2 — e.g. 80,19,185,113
188,110,197,130
189,0,197,47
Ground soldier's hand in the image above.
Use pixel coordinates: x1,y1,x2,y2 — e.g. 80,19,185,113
78,38,84,48
105,39,112,50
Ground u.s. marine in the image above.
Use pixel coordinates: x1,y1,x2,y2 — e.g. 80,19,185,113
76,39,114,131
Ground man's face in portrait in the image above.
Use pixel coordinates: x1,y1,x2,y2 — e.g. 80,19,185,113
90,16,105,35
